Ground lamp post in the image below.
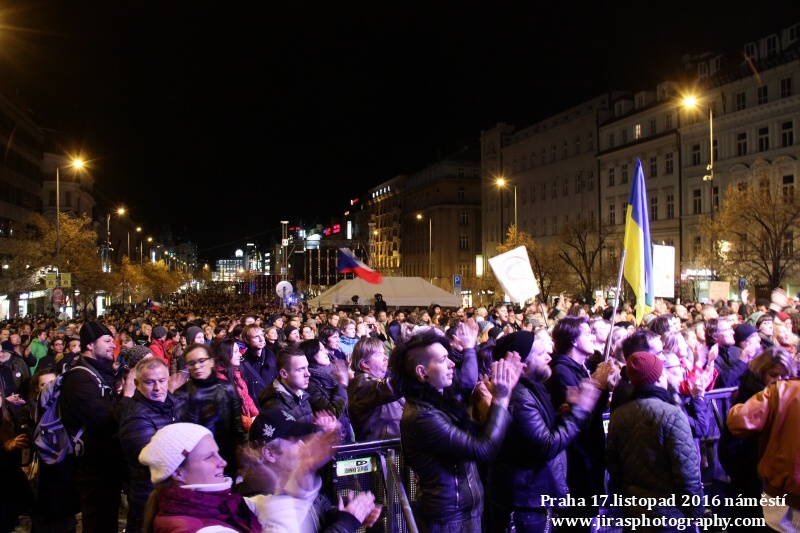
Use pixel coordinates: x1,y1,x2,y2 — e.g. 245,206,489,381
684,97,715,218
416,213,432,284
55,159,83,284
497,178,517,244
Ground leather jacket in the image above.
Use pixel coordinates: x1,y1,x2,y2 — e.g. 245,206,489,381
400,387,511,525
175,374,246,478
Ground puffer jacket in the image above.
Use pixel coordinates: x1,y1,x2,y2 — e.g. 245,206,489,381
347,370,404,441
258,379,314,424
119,390,185,533
606,385,704,520
487,376,591,510
400,385,511,526
174,375,246,479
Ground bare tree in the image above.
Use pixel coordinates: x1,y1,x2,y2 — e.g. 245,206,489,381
496,225,571,302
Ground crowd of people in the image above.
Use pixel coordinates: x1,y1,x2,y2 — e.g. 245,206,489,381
0,289,799,532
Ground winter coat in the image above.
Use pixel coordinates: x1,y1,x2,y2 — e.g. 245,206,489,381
307,364,354,443
606,385,704,520
258,379,315,424
487,376,591,510
0,356,30,397
400,382,511,526
152,485,261,533
216,368,260,432
119,390,185,532
174,374,247,479
347,370,404,441
239,347,278,406
713,345,747,388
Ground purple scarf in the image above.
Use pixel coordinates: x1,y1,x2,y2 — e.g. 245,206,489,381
158,486,261,533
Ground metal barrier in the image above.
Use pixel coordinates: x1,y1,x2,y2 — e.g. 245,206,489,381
323,438,419,533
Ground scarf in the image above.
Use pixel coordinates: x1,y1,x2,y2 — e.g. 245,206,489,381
158,485,261,533
403,378,475,433
308,363,338,389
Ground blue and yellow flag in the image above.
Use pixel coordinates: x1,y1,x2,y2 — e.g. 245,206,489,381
623,159,654,324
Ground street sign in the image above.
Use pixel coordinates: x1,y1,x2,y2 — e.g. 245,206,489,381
45,273,57,288
453,274,462,287
52,288,65,305
61,273,72,288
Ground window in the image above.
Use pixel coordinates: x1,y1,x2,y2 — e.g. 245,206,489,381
782,121,794,147
713,139,718,162
693,236,702,257
532,218,537,236
563,177,569,196
744,43,756,59
459,264,469,276
531,152,536,168
563,141,568,158
458,167,465,178
621,129,628,144
692,144,701,166
622,202,628,216
634,123,642,140
542,149,546,165
608,133,615,148
49,190,56,206
650,196,658,221
758,86,768,105
542,217,548,235
693,189,702,214
783,175,794,197
735,91,746,111
791,24,800,43
459,211,469,224
551,145,557,161
698,62,708,79
650,156,658,177
712,186,719,211
758,127,770,152
666,194,675,219
587,132,594,150
781,77,793,98
621,164,629,184
665,113,673,130
712,56,722,73
665,152,674,174
737,132,748,156
541,182,546,201
458,188,465,200
588,171,594,191
553,216,558,234
521,156,526,170
766,35,778,56
551,180,557,198
532,184,537,202
575,136,581,154
575,174,582,194
459,235,469,250
649,119,657,135
608,167,616,187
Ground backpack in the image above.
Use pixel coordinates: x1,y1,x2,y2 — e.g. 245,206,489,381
33,365,105,465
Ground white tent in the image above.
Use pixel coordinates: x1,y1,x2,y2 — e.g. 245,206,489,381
308,277,462,309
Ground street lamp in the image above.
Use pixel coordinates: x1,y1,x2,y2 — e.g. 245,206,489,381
136,227,142,263
55,159,83,284
416,213,432,284
497,178,517,244
684,96,715,216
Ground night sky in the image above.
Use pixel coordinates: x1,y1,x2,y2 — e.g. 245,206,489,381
0,1,796,261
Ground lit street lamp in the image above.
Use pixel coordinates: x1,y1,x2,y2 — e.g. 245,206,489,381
55,159,83,285
497,178,517,244
684,96,715,217
416,213,432,283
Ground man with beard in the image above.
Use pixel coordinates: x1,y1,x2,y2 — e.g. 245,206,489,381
59,321,136,531
487,330,601,532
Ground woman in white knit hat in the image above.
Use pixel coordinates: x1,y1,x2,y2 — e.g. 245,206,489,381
139,423,261,533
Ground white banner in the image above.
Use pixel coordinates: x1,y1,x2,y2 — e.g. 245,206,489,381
488,246,539,303
652,245,675,298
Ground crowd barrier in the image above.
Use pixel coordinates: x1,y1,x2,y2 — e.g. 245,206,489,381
322,438,419,533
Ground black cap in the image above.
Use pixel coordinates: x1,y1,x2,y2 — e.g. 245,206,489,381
249,408,318,445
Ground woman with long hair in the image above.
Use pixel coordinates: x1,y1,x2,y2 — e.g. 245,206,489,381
300,339,354,443
174,344,247,479
212,339,260,432
390,331,521,531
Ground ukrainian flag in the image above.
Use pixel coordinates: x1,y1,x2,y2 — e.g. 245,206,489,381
623,159,654,324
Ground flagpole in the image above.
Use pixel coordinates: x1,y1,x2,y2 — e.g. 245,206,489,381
603,249,626,362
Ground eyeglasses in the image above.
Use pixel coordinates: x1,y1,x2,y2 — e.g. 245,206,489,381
186,357,212,367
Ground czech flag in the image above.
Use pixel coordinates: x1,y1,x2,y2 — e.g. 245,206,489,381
623,159,654,324
337,248,382,284
149,301,162,310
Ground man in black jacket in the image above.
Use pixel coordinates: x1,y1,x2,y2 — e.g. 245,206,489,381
240,324,278,405
119,357,184,533
258,345,314,423
488,330,600,533
59,320,135,532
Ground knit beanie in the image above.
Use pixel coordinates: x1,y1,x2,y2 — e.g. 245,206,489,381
284,325,298,339
139,423,213,484
492,331,536,361
80,321,113,350
734,323,758,345
152,326,168,340
120,344,153,368
626,351,664,387
0,340,13,353
185,326,204,344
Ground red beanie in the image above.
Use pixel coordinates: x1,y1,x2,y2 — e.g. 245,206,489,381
627,351,663,387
